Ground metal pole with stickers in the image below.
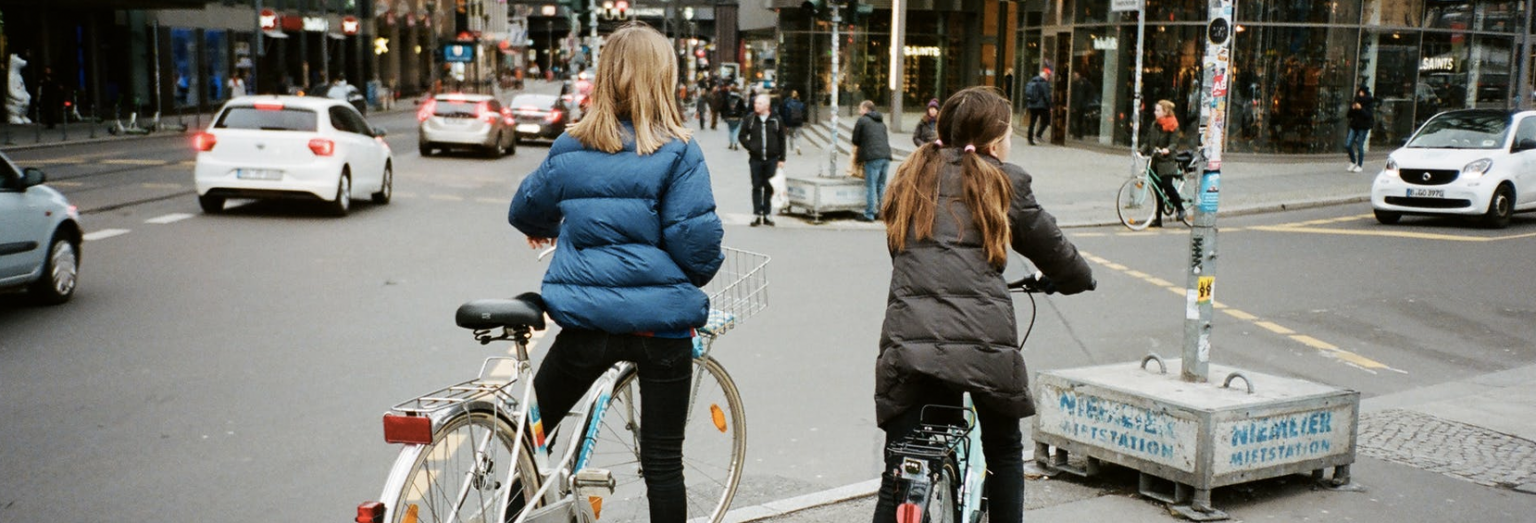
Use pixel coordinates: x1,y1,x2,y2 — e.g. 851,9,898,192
1182,0,1234,383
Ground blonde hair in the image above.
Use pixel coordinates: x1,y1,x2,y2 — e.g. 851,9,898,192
1156,100,1176,116
567,23,692,155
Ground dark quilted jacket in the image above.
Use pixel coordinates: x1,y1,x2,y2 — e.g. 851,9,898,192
875,150,1094,427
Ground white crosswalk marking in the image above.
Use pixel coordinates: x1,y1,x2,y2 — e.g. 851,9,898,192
144,213,194,224
83,229,130,241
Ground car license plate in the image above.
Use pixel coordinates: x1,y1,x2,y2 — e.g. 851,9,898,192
1407,188,1444,198
516,124,542,134
236,169,281,181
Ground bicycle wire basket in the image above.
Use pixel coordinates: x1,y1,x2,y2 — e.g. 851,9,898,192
698,247,770,337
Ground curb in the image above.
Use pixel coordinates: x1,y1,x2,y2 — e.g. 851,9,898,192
1055,194,1371,229
0,128,192,152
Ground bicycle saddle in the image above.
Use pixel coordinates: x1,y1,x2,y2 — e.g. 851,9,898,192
456,292,546,331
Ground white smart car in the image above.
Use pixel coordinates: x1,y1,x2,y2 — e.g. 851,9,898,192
1371,109,1536,228
194,96,393,216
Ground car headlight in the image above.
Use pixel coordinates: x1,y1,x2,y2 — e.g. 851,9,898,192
1385,158,1398,172
1461,158,1492,179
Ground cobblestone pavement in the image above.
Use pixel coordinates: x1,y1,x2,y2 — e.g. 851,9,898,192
1358,409,1536,489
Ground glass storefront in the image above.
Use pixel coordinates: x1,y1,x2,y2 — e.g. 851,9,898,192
1027,0,1534,153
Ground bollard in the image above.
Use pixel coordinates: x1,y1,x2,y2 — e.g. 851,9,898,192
61,103,68,142
88,106,97,139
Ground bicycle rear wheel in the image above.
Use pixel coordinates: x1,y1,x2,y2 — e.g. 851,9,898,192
1179,174,1201,226
381,408,540,523
578,355,747,523
1116,177,1157,231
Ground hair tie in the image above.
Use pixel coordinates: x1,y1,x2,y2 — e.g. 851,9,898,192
963,145,976,153
934,139,943,146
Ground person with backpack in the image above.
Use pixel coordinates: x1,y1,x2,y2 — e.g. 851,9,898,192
722,85,747,150
1025,68,1053,145
780,90,807,155
872,86,1095,523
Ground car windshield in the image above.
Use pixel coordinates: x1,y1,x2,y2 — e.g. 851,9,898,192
511,95,558,111
433,100,481,117
1406,112,1510,149
215,107,318,131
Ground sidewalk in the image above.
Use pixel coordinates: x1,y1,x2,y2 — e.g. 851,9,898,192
733,364,1536,522
784,108,1376,228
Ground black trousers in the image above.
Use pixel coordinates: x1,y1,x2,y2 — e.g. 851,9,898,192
871,379,1026,523
1028,108,1050,140
1155,171,1185,221
749,158,778,216
534,328,694,522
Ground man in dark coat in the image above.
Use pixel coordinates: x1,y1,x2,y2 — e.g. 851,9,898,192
1024,68,1052,145
851,100,892,221
1344,87,1374,172
739,93,786,226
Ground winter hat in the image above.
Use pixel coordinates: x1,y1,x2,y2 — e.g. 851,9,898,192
928,98,940,109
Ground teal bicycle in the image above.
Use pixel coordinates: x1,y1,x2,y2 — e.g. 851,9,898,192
888,273,1050,523
1116,151,1202,230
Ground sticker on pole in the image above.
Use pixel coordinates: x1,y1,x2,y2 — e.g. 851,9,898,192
1208,17,1231,46
1197,276,1215,303
1199,171,1221,213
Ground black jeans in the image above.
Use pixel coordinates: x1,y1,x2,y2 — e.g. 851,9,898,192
534,328,694,522
1028,108,1050,140
1154,171,1185,220
872,379,1026,523
748,158,778,216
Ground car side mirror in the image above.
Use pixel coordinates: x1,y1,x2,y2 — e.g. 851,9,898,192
372,126,388,137
1516,138,1536,152
22,167,46,187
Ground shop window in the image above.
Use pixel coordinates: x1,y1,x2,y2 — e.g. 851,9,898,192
1365,0,1425,27
1358,30,1423,148
170,28,198,108
1423,1,1475,30
1225,25,1358,153
1148,0,1205,23
205,30,229,102
1415,31,1469,125
1237,0,1361,25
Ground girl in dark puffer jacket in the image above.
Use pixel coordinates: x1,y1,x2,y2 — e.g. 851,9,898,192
872,87,1095,523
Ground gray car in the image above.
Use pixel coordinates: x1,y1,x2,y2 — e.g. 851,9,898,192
0,153,82,304
417,93,518,158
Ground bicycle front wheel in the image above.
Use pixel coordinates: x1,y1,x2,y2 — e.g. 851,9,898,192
1116,178,1157,231
579,355,748,523
381,408,541,523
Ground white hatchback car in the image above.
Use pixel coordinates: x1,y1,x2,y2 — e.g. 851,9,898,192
194,96,393,216
0,153,82,305
1372,109,1536,227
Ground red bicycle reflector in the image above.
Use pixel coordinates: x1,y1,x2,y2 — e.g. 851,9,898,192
896,502,922,523
355,501,385,523
383,414,432,444
254,102,284,111
308,138,335,156
193,132,217,152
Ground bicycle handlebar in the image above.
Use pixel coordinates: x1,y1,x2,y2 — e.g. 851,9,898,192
1008,272,1053,294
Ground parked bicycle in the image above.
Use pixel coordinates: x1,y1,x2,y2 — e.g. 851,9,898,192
358,247,768,523
886,271,1049,523
1115,150,1203,230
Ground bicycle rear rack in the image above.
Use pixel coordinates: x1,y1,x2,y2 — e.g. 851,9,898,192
390,376,519,415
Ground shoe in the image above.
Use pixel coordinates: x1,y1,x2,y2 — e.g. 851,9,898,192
750,215,762,227
1346,163,1356,172
1176,210,1187,222
1028,139,1036,146
796,146,802,155
1150,220,1163,228
856,216,875,222
763,216,776,226
1355,165,1365,172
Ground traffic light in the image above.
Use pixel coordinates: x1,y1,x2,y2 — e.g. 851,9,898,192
843,0,872,22
615,0,628,17
801,0,826,19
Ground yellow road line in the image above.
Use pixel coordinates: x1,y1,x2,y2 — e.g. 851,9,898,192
1251,225,1536,242
1223,308,1258,321
1073,232,1108,238
1253,321,1295,335
101,159,172,166
1145,277,1174,287
394,192,417,198
1102,262,1128,270
1125,270,1150,279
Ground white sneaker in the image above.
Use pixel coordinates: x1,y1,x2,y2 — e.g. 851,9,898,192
1346,164,1357,172
1353,165,1364,173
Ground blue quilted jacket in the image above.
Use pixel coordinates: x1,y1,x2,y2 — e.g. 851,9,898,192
509,128,725,334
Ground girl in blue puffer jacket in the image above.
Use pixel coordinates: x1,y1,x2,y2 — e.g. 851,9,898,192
508,23,725,522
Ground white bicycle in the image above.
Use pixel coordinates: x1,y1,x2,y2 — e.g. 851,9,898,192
358,248,768,523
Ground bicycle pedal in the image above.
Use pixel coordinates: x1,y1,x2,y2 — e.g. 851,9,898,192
572,468,616,493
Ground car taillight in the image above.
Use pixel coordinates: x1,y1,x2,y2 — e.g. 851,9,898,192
477,101,498,124
193,132,217,152
417,99,436,122
383,414,433,444
254,101,284,111
546,110,562,123
308,138,335,156
501,107,515,125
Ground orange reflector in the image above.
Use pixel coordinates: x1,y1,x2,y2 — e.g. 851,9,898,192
710,404,727,433
383,414,433,444
401,503,420,523
588,496,603,519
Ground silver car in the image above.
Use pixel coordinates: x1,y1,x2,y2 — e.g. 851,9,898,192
417,93,518,158
0,152,81,305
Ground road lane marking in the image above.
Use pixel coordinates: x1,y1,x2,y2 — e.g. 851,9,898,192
83,229,130,241
1125,270,1150,279
1251,225,1536,242
1253,321,1295,335
429,194,463,201
140,183,183,189
1072,232,1108,237
145,213,194,224
177,161,196,167
1145,277,1174,287
1265,214,1375,228
47,181,85,187
29,158,85,165
101,159,173,166
1078,249,1398,374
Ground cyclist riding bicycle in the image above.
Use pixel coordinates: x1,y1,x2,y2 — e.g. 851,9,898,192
873,87,1096,523
1141,99,1186,227
508,23,725,523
